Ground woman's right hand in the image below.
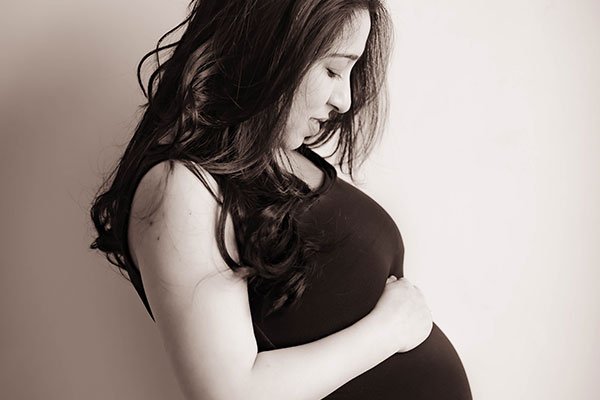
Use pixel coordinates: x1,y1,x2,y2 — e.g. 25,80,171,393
371,275,433,353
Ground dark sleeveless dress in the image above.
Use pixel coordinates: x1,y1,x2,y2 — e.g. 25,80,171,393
126,146,472,399
248,145,473,399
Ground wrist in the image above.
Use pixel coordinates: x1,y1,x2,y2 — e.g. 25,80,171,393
361,311,398,355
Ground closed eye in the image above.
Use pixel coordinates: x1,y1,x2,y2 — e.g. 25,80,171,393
326,68,341,79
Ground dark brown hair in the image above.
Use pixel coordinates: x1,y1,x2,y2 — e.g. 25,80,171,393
89,0,393,320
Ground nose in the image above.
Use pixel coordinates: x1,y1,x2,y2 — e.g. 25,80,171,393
327,77,352,115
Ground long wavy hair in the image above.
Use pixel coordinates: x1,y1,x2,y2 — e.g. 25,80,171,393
90,0,393,320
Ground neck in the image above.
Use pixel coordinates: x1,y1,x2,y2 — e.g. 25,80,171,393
275,147,304,174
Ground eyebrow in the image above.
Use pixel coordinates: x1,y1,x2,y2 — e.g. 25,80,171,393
326,53,360,61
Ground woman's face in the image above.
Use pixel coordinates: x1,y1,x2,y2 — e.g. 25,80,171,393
283,10,372,150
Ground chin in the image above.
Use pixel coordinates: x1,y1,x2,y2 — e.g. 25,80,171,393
290,141,304,150
284,134,308,150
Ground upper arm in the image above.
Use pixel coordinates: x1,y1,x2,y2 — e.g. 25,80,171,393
128,161,257,400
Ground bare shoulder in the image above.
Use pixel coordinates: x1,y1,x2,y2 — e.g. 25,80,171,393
128,160,238,290
127,160,257,399
129,160,220,223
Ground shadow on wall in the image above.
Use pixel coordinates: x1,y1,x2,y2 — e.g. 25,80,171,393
1,3,187,399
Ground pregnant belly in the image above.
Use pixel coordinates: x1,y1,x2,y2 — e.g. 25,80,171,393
324,323,472,400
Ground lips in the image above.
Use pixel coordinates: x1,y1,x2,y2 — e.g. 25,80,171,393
312,117,328,129
309,118,321,135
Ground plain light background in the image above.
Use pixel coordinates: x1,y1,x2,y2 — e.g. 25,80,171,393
1,1,598,399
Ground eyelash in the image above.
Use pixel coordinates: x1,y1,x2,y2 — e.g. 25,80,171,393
326,68,341,79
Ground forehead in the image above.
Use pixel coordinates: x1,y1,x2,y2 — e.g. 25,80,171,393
325,10,371,59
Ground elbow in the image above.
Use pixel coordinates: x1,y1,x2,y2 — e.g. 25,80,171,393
178,355,262,400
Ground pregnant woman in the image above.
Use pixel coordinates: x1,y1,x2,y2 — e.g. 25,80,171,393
90,0,472,398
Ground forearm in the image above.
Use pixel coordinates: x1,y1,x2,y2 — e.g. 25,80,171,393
246,313,395,400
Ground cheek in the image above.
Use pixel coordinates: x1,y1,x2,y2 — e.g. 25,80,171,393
304,76,331,108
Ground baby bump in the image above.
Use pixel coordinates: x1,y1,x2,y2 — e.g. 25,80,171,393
324,322,472,399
